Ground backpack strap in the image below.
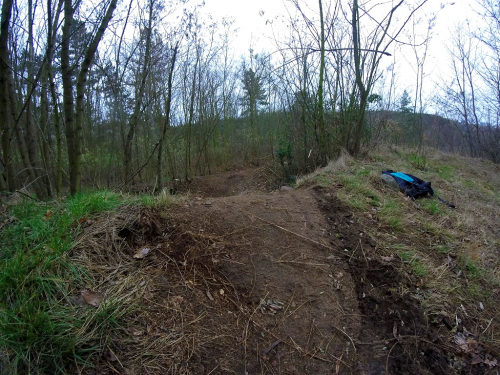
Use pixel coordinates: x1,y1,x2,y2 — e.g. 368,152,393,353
390,172,414,183
437,196,456,208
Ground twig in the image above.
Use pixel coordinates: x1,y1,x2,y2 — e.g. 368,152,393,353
305,318,316,351
481,318,494,335
359,239,369,266
218,269,240,302
243,292,269,374
281,292,296,323
355,335,450,347
249,254,257,298
284,299,310,321
156,248,188,291
107,346,124,369
276,260,330,267
348,244,357,263
256,317,348,366
14,190,39,202
385,340,399,374
262,339,282,356
206,364,220,375
335,352,344,375
331,325,357,353
266,166,281,179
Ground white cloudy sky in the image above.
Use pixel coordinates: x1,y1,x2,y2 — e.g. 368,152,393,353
200,0,472,53
197,0,476,105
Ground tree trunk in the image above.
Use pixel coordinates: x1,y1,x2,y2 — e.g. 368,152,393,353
185,62,198,181
317,0,327,165
49,67,63,194
26,0,38,181
73,0,117,193
157,43,178,190
5,46,43,197
61,0,75,194
351,0,368,156
0,0,42,196
350,0,404,156
26,0,50,198
62,0,117,195
124,0,154,183
0,0,14,192
46,0,63,195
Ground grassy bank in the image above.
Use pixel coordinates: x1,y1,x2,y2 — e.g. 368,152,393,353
0,192,135,374
298,147,500,347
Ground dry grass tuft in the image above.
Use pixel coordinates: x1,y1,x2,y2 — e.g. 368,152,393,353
296,149,353,187
68,203,249,373
67,205,175,373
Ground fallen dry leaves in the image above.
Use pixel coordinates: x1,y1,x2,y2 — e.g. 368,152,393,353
81,290,104,307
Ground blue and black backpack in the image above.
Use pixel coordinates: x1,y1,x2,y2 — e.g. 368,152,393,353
382,170,455,208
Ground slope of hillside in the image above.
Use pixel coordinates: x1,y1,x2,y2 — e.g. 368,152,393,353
1,148,499,374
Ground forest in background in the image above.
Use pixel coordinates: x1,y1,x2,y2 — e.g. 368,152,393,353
0,0,499,200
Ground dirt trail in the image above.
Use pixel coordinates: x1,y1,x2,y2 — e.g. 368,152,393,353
109,168,495,374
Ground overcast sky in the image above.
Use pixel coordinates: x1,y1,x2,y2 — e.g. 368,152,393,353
197,0,475,106
200,0,471,53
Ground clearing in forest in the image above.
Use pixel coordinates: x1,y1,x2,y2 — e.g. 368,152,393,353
2,150,499,375
77,152,500,374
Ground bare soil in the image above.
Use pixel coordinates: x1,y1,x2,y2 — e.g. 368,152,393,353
87,167,498,374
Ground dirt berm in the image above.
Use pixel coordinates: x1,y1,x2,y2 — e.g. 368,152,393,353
106,172,493,374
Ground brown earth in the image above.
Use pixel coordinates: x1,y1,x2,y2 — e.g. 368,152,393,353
84,167,498,374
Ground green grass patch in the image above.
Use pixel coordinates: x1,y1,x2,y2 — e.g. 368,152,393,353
463,179,476,189
388,217,403,230
378,198,405,230
421,221,444,237
465,282,490,299
337,169,381,210
354,168,371,177
0,191,128,374
314,174,333,187
462,257,482,278
380,197,400,214
412,262,428,278
420,198,440,214
371,155,386,163
406,152,428,171
433,244,450,254
399,251,428,277
436,165,455,181
400,251,412,262
391,243,408,252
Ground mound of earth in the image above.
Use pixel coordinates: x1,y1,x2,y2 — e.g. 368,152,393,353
82,167,497,374
174,166,283,197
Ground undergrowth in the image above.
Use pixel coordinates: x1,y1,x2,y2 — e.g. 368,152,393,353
0,191,131,374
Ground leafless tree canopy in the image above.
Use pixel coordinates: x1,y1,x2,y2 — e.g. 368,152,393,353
0,0,498,198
